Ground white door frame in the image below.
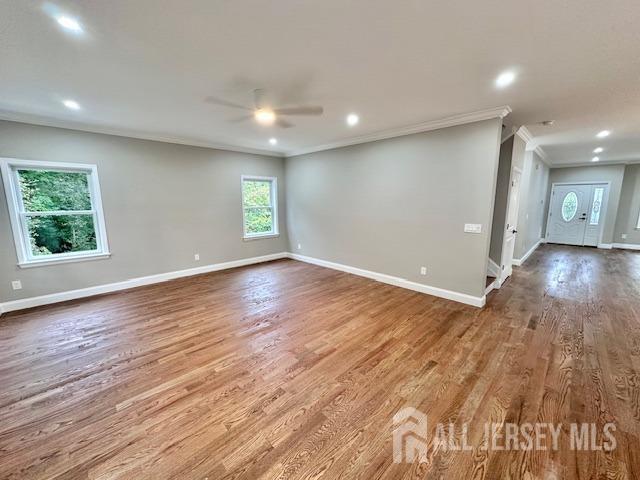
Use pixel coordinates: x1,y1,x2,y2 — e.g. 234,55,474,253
545,181,611,247
498,165,523,285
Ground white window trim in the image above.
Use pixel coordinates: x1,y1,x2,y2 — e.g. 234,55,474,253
1,158,111,268
241,175,279,240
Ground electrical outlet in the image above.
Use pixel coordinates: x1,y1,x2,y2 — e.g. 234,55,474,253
621,234,628,240
11,280,22,290
194,253,200,261
420,267,427,275
297,243,301,250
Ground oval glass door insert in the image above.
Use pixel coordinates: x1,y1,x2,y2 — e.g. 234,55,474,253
561,191,578,222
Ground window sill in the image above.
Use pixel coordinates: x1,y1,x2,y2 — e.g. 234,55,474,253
243,233,280,241
18,252,111,269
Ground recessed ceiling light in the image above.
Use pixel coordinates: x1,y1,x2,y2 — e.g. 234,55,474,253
593,147,603,153
596,130,611,138
56,15,83,34
346,113,359,126
591,156,600,162
255,109,275,125
495,70,516,88
269,138,277,146
62,99,81,110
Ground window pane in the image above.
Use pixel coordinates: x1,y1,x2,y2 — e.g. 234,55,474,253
242,180,272,207
244,207,273,235
26,214,97,256
561,192,578,222
589,187,604,225
18,169,92,211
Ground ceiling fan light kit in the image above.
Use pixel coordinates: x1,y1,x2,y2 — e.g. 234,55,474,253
207,88,324,128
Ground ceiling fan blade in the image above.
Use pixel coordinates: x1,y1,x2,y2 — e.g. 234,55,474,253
253,88,267,109
230,114,253,123
276,118,294,128
274,106,324,116
204,96,251,111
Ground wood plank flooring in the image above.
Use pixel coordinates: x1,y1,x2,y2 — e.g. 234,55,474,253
1,244,639,479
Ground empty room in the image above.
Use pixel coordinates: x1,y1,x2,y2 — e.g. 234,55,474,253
1,1,639,479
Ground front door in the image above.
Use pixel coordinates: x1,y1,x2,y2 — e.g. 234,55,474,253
546,183,608,246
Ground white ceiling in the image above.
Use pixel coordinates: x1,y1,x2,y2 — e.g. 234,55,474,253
1,0,639,165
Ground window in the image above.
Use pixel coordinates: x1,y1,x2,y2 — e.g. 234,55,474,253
561,191,578,222
589,187,604,225
1,159,110,267
241,175,278,238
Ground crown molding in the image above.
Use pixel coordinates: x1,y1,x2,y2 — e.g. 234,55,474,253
1,106,512,161
534,145,548,161
514,126,553,166
501,126,517,144
0,111,285,158
515,126,534,145
533,146,553,167
285,105,512,157
549,158,640,169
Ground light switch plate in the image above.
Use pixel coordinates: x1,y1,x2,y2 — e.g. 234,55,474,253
464,223,482,234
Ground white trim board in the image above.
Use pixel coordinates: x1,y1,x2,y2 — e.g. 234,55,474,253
286,106,511,157
517,126,552,167
1,251,489,315
515,126,534,144
512,239,544,267
2,106,510,161
0,114,285,158
487,258,501,278
612,243,640,250
0,252,288,314
485,279,498,296
288,253,486,308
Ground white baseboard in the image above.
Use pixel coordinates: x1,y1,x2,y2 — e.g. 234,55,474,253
1,250,488,314
612,243,640,250
512,239,543,267
598,243,613,250
288,253,485,308
484,278,499,296
487,258,501,278
0,252,288,314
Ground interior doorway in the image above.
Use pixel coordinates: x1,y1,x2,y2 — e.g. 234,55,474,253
546,182,609,246
499,167,522,282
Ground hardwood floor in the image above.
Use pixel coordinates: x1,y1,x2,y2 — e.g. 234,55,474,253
1,244,639,479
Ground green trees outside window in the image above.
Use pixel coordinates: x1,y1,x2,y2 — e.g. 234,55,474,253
18,169,98,255
242,178,276,236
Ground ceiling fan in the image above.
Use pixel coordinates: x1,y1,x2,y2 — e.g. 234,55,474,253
205,89,323,128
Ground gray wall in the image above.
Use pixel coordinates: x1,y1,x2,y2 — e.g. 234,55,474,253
285,119,503,299
0,120,289,302
489,136,514,265
514,151,549,259
614,164,640,245
545,164,625,244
